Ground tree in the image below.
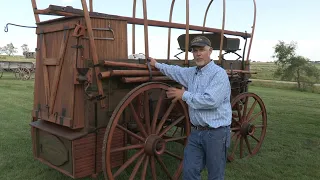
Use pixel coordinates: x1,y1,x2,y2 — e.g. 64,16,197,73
1,43,18,56
21,44,30,55
273,41,320,90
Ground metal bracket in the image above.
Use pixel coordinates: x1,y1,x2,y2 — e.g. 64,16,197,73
59,108,67,125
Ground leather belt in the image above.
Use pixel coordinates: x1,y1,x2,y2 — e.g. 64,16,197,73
191,125,230,131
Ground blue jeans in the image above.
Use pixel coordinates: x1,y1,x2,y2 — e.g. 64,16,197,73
183,126,231,180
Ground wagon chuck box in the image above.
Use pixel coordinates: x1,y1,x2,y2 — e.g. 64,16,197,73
30,15,129,178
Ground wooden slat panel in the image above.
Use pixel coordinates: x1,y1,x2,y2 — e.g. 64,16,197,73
73,133,95,178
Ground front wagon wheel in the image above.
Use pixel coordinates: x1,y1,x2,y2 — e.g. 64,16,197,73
102,82,191,180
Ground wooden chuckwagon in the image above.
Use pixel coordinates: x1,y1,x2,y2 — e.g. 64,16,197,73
29,0,267,179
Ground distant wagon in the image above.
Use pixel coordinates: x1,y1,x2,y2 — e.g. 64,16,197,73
29,0,267,179
0,60,35,80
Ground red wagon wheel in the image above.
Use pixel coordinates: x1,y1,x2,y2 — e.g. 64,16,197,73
228,92,267,161
102,82,190,180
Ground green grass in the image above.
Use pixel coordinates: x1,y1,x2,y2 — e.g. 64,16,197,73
0,55,35,62
1,73,320,180
250,62,320,81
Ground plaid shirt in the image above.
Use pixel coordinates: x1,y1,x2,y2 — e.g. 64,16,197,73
155,60,232,128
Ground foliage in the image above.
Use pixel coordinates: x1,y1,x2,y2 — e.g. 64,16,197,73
1,43,18,56
21,44,30,55
272,41,320,90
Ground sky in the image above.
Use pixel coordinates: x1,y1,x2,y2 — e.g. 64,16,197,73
0,0,319,62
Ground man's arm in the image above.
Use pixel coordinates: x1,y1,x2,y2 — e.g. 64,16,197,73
149,58,190,88
182,70,230,110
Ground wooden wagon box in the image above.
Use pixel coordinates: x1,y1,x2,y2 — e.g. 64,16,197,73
30,15,131,178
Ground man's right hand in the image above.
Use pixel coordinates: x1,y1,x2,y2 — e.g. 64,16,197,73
148,57,157,67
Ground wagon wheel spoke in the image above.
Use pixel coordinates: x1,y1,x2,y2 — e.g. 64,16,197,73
116,124,144,142
164,150,183,160
159,116,185,137
155,155,174,180
228,92,267,161
103,82,190,180
155,102,176,134
130,103,148,137
248,111,263,123
165,136,187,143
129,154,145,180
144,91,151,134
246,100,258,121
113,149,144,178
244,136,252,154
141,156,150,180
151,90,165,133
242,96,249,120
150,156,157,180
110,144,144,153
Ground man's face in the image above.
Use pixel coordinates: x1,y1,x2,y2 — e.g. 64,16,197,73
192,46,212,67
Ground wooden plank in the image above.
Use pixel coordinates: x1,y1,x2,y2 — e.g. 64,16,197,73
31,0,40,23
43,58,58,65
49,30,70,115
81,0,106,108
41,34,50,109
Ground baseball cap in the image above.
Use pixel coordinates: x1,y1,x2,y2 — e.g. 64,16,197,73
190,36,212,47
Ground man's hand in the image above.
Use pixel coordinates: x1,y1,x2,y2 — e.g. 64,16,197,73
148,57,157,67
166,87,185,103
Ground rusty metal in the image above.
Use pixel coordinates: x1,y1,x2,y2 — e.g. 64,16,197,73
218,0,226,65
132,0,137,54
184,0,190,66
142,0,149,59
245,0,257,70
203,0,214,34
167,0,176,60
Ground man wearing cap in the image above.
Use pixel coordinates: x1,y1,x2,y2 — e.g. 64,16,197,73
149,35,231,180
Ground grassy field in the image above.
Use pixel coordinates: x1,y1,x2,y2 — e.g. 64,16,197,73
0,55,35,62
250,62,320,81
0,72,320,180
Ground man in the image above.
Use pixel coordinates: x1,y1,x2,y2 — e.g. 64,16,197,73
149,35,231,180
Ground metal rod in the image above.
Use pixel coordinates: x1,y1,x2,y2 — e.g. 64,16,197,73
184,0,190,66
218,0,226,65
167,0,176,60
80,0,106,108
142,0,149,59
89,0,93,12
245,0,257,70
122,76,172,83
132,0,137,54
203,0,214,34
31,0,40,23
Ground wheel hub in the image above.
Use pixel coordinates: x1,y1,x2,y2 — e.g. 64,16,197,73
240,122,255,136
144,135,166,156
